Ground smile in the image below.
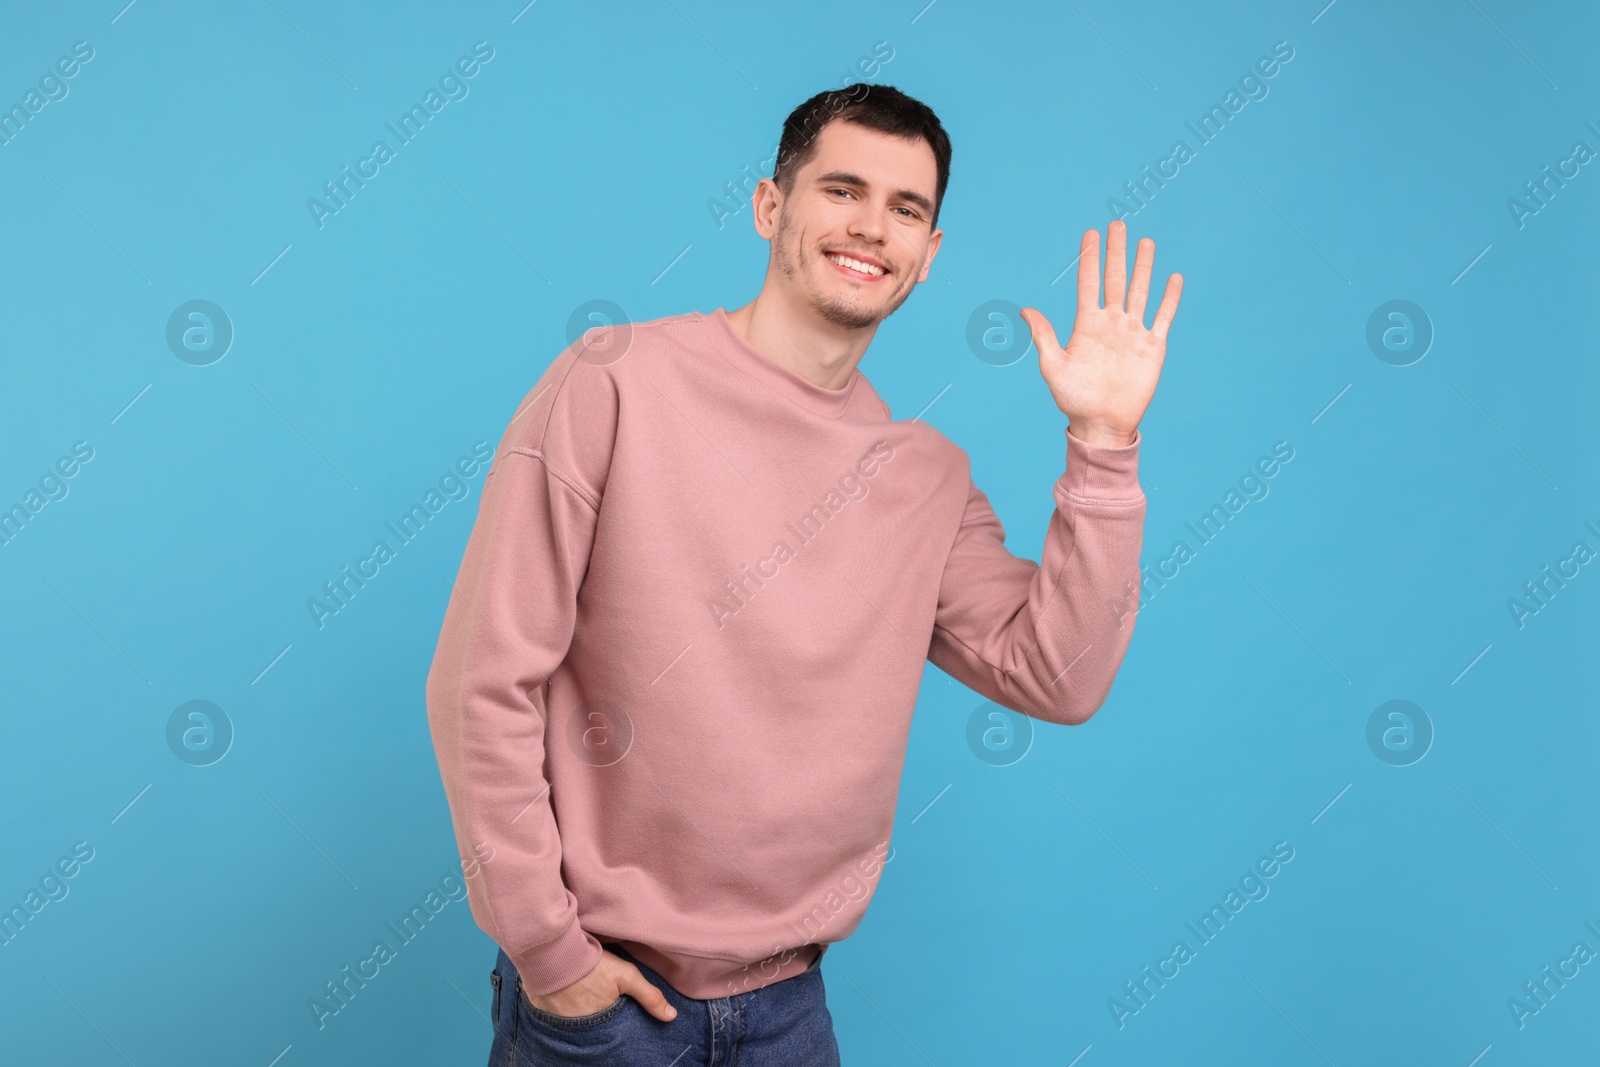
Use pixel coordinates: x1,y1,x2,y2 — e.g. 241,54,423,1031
824,252,888,279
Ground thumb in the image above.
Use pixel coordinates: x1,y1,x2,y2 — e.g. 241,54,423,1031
1018,307,1061,354
619,965,678,1022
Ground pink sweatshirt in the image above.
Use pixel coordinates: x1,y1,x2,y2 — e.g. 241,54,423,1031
425,307,1145,999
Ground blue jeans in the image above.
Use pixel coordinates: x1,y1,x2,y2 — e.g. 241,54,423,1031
487,941,842,1066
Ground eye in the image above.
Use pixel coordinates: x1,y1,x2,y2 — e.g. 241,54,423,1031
893,206,918,219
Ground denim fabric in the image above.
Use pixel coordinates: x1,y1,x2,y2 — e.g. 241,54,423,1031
487,942,841,1066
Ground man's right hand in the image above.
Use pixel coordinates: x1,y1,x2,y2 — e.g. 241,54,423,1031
522,948,678,1022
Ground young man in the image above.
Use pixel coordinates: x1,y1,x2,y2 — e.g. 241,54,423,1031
426,84,1181,1065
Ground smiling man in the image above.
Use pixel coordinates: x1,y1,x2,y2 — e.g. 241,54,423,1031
426,84,1182,1066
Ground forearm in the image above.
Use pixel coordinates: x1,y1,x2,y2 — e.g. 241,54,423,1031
1026,427,1146,723
927,428,1146,724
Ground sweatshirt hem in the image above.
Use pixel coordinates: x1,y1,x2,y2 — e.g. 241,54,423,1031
607,938,826,1001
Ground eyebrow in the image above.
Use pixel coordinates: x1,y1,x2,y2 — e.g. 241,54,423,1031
811,170,935,218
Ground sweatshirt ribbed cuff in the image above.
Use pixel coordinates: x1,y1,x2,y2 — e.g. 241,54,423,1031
509,920,604,997
1059,426,1143,504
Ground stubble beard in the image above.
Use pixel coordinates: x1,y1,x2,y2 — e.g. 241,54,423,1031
773,208,916,332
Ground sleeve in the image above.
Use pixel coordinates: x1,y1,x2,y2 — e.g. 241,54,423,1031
927,426,1146,725
424,356,617,996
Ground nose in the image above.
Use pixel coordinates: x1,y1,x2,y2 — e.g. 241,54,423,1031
846,196,888,246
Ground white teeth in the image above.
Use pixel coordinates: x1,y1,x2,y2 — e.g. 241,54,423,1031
826,252,884,276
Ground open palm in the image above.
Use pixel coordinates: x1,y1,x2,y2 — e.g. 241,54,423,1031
1020,220,1182,448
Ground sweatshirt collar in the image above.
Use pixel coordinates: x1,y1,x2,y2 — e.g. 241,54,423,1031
701,307,862,419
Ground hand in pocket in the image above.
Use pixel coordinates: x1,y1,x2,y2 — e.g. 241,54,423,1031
522,947,677,1022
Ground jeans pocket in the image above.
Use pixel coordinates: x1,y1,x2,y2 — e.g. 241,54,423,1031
516,976,628,1031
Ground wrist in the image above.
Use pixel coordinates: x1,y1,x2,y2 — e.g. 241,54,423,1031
1067,421,1136,448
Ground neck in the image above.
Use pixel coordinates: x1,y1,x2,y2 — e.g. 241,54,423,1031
724,290,877,391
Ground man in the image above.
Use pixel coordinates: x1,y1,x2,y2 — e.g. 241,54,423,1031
426,83,1181,1065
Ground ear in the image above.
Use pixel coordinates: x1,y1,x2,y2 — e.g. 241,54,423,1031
751,178,782,241
915,227,943,283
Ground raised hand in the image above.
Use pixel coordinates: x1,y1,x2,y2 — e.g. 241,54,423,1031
1020,220,1182,448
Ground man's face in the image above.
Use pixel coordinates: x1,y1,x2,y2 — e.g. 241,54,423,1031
762,119,942,331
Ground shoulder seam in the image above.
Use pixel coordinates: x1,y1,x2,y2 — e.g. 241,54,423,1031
529,312,691,448
505,446,601,512
525,347,588,457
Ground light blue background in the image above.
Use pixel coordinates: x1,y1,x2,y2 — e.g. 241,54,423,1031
2,0,1596,1064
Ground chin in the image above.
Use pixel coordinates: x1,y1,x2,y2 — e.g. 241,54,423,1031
805,282,909,331
811,295,888,331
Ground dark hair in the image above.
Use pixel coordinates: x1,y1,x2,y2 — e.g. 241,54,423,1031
771,84,952,229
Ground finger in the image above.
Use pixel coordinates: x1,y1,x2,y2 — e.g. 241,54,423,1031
1018,307,1061,354
1104,220,1128,311
620,967,678,1022
1126,237,1155,322
1076,227,1100,316
1151,273,1183,342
